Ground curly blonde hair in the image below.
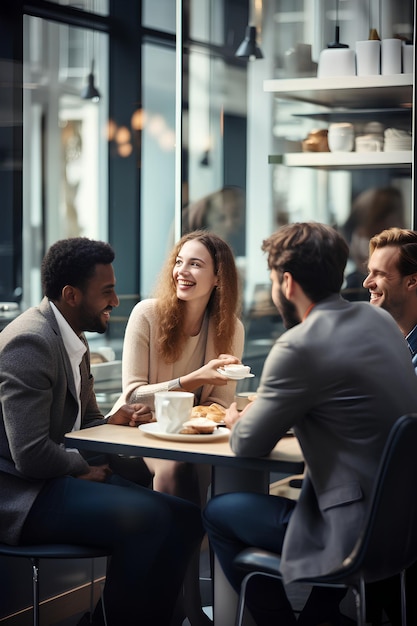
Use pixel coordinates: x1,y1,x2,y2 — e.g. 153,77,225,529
152,230,241,363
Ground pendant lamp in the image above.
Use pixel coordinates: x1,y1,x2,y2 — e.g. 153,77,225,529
235,25,263,60
81,59,101,102
235,0,264,61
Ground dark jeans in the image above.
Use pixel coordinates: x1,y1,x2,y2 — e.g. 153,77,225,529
203,492,346,626
21,473,203,626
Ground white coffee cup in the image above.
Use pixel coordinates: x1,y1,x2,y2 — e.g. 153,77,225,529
381,38,402,75
235,392,256,411
328,123,354,153
356,40,380,76
154,391,194,433
224,364,251,377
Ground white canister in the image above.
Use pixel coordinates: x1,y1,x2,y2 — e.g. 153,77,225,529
356,40,380,76
328,123,354,153
403,43,414,74
317,48,356,78
381,38,402,75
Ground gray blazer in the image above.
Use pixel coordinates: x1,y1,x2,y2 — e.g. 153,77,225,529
230,295,417,584
0,298,105,544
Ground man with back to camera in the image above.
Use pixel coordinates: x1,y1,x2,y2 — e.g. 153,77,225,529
0,237,203,626
363,226,417,625
202,222,417,626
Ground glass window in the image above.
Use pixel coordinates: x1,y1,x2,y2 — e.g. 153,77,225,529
45,0,109,16
143,0,176,33
22,15,109,308
140,42,176,299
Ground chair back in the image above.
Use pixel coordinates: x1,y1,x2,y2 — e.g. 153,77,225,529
341,413,417,583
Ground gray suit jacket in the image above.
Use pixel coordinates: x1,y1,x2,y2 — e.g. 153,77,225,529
230,295,417,583
0,298,105,544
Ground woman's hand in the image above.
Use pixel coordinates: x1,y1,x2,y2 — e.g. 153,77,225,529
179,355,241,390
108,403,153,427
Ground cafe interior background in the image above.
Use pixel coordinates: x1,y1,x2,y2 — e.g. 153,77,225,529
0,0,415,622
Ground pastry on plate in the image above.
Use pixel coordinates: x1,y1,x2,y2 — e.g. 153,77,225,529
180,417,218,434
191,403,226,423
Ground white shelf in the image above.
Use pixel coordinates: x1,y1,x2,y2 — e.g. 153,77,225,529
268,150,412,170
264,75,413,109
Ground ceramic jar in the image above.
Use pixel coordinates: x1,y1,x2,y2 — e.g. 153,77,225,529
328,123,355,152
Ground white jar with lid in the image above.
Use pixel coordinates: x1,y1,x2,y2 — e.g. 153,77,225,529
328,123,354,152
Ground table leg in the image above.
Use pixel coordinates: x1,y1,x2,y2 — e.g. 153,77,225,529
210,466,270,626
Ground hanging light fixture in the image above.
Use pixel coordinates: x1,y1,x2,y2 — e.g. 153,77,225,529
235,25,263,60
235,0,264,61
81,7,101,104
327,0,348,48
81,58,101,102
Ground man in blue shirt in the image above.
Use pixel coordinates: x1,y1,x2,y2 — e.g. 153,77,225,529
364,226,417,624
364,227,417,371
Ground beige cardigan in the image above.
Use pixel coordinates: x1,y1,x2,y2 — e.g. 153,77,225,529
111,299,245,413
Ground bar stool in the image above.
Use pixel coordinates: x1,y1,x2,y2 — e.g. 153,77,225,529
0,542,109,626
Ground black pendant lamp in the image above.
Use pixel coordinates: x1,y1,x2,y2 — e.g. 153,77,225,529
235,25,263,61
327,0,348,48
81,59,101,102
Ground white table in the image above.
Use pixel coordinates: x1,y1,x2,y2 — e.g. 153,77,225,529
66,424,304,626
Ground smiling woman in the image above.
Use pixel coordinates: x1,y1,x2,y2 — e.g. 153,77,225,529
109,229,245,626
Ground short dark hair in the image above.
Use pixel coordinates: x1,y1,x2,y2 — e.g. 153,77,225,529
41,237,115,300
262,222,349,302
369,228,417,277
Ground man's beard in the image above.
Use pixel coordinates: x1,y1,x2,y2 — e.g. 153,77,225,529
278,290,300,329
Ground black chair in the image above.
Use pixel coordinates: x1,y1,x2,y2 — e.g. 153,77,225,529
0,543,110,626
234,414,417,626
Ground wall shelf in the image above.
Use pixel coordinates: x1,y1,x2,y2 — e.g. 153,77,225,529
268,150,412,170
264,75,413,109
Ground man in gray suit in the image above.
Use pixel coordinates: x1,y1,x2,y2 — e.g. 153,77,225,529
203,222,417,626
0,237,203,626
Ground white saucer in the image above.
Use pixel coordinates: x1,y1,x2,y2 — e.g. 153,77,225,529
139,422,230,442
217,368,255,380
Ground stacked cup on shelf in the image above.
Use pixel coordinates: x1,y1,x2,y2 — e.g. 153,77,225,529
355,33,413,77
355,122,385,153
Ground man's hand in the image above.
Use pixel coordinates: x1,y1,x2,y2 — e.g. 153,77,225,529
225,400,255,429
77,463,112,482
225,401,241,428
108,403,153,427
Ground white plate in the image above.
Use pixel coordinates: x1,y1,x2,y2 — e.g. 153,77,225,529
139,422,230,442
217,368,255,380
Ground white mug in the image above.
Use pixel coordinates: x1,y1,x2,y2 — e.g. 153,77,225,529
356,40,380,76
154,391,194,433
381,38,402,75
328,123,354,153
235,392,255,411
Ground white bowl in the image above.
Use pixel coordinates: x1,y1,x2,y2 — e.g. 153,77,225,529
317,48,356,78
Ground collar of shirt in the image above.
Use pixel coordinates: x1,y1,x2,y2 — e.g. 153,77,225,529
50,301,86,363
405,324,417,357
50,302,87,438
